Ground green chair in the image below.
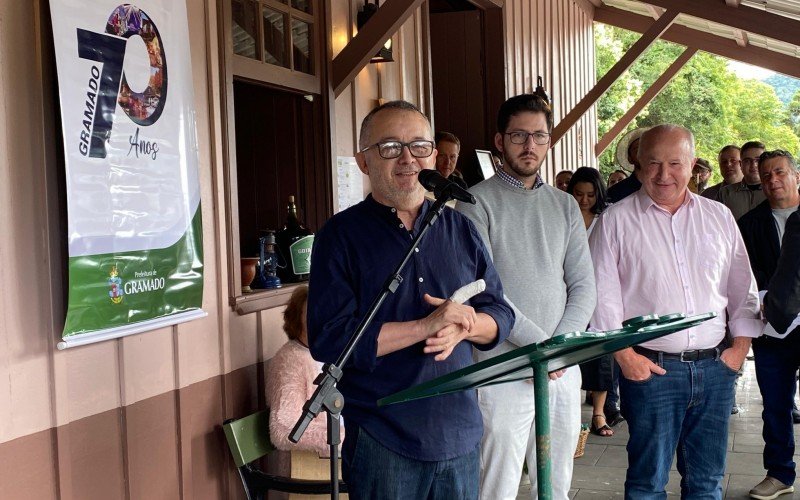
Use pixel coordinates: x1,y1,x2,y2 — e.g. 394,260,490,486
222,410,347,499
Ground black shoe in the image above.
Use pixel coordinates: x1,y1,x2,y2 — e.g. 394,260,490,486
792,408,800,424
605,409,625,427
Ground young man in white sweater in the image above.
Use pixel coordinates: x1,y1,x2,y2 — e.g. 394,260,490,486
457,94,597,500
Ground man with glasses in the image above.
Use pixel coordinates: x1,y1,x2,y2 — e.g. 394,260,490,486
702,145,742,201
740,150,800,500
717,141,767,220
308,100,514,499
458,94,596,499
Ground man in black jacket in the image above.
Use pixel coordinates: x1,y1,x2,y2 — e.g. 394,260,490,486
740,150,800,500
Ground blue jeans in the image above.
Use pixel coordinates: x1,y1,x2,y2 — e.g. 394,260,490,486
620,355,737,499
341,424,479,500
753,337,800,485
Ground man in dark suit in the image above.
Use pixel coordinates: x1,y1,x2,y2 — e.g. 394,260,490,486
740,150,800,500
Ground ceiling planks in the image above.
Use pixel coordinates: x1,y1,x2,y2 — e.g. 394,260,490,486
595,4,800,79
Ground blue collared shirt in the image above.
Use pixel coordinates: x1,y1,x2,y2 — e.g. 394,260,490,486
308,195,514,461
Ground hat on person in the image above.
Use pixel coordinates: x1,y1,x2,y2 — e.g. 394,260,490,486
615,128,648,172
694,158,712,171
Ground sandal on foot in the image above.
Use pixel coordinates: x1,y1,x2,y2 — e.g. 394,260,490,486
590,414,614,437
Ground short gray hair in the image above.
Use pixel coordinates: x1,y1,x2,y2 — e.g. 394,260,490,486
759,150,799,171
358,100,431,150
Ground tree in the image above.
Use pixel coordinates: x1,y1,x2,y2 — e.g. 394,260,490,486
787,90,800,137
594,24,800,182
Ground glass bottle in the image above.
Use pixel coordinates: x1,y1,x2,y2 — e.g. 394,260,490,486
276,195,314,283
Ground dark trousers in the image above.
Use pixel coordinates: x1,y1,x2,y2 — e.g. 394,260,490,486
342,424,479,500
753,336,800,485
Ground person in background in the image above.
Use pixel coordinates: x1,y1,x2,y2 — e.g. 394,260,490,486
607,127,647,203
567,167,607,235
739,150,800,500
458,94,596,500
566,167,615,437
590,124,761,498
555,169,573,191
717,141,767,220
689,158,712,194
435,131,468,189
266,285,343,456
607,169,628,188
702,145,742,201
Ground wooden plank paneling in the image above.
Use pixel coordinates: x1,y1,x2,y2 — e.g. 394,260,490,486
500,0,598,180
551,9,678,146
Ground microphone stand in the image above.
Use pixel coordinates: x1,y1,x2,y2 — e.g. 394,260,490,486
289,190,455,500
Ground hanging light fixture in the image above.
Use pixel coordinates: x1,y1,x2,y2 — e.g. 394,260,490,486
534,76,551,106
356,0,394,63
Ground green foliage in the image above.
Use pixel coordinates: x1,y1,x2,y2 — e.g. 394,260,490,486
594,24,800,183
764,74,800,107
787,90,800,137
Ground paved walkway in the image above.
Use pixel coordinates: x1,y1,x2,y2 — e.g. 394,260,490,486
517,359,799,498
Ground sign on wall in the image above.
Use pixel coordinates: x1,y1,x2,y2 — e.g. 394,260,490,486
50,1,206,349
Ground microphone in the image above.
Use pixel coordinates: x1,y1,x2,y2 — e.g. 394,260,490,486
418,169,476,204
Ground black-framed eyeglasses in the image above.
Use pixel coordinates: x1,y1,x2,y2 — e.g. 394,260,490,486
505,131,551,145
361,140,435,159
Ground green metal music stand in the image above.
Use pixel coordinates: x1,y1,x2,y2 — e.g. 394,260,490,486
379,312,717,499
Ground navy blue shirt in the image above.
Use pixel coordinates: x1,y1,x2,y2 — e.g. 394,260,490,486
308,195,513,461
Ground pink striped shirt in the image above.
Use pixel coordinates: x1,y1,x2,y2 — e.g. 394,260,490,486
589,189,761,352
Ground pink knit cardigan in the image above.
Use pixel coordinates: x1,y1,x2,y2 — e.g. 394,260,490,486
265,340,344,456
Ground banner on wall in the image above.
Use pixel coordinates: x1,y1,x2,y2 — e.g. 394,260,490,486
50,1,206,349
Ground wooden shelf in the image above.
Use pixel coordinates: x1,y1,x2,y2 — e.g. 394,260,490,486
231,283,303,315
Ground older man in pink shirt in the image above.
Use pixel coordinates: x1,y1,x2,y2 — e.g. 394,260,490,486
589,124,761,499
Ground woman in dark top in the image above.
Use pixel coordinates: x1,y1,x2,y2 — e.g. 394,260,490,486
567,167,615,436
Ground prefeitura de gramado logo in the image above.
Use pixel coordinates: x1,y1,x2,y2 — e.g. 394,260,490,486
108,265,124,304
76,4,168,159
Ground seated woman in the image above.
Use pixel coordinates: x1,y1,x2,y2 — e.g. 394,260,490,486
266,285,343,455
567,167,616,437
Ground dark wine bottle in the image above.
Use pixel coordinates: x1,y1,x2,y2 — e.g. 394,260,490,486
276,195,314,283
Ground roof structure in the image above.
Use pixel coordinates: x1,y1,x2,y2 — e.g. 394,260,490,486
592,0,800,78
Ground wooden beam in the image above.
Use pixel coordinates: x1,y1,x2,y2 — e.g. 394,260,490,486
646,5,664,19
331,0,424,97
551,10,678,145
466,0,504,8
595,5,800,79
733,29,748,47
644,0,800,47
594,47,698,157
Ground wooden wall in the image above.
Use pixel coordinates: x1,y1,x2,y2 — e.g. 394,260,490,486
503,0,598,180
0,0,430,499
